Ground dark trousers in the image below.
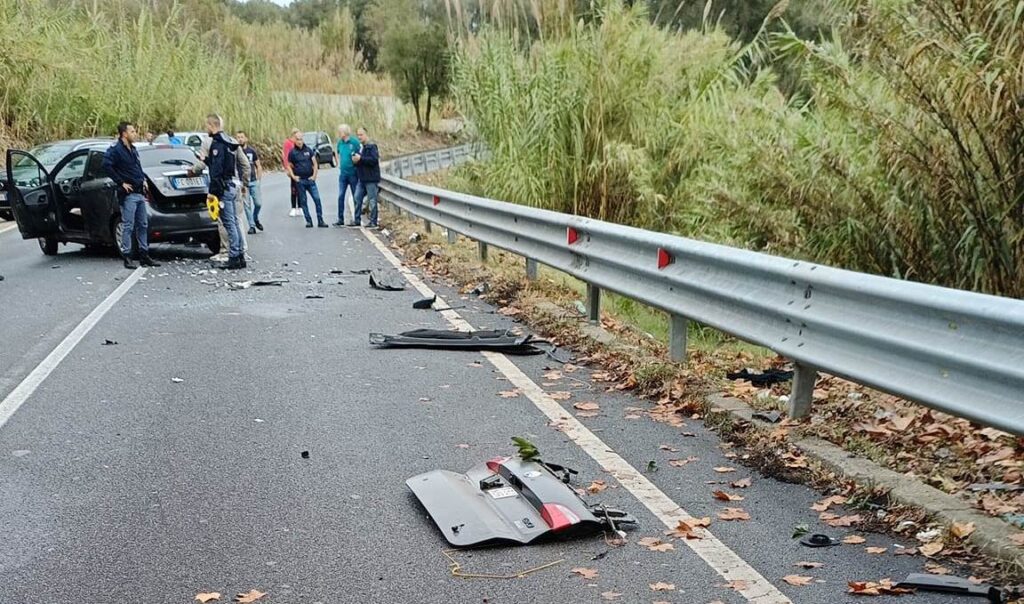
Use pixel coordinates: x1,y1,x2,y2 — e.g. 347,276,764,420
290,180,299,209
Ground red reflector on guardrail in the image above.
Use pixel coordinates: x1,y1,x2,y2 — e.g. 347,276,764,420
657,248,673,269
567,227,579,245
433,195,440,206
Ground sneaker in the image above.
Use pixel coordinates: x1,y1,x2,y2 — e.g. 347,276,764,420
289,209,298,217
255,222,264,231
210,252,229,262
247,227,257,235
332,221,345,227
305,222,313,228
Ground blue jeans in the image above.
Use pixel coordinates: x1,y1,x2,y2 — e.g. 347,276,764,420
338,171,358,223
353,181,379,227
119,192,149,256
219,184,243,258
245,180,262,227
295,178,323,224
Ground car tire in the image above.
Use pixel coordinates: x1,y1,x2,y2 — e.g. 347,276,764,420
206,236,221,255
38,236,58,256
329,155,338,168
111,215,139,258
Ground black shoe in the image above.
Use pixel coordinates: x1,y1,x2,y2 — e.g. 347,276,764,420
255,222,264,231
122,256,137,269
305,222,313,228
247,227,257,235
218,256,246,270
139,255,161,267
332,221,345,227
317,222,329,228
347,222,361,228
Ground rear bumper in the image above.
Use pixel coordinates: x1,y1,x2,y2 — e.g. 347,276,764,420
147,205,218,242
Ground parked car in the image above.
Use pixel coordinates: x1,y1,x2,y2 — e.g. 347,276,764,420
153,131,208,152
4,144,220,256
303,131,337,168
1,138,114,221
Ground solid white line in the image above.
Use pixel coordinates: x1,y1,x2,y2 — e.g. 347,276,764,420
362,230,792,603
0,268,148,430
0,222,17,235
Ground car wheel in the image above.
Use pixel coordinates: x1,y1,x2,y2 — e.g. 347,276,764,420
38,235,58,256
206,236,221,255
111,215,138,257
330,155,338,168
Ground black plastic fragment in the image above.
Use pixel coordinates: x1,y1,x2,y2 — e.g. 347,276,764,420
350,268,373,275
800,533,840,548
727,368,794,387
370,329,546,355
896,574,1004,603
369,270,405,291
413,295,436,309
752,410,783,423
102,339,118,346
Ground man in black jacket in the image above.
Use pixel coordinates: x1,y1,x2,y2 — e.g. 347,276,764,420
351,127,381,228
193,114,245,269
102,121,160,269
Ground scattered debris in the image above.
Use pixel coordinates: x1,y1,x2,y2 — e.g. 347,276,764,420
726,368,794,386
369,329,548,355
171,377,184,383
967,482,1024,493
413,295,436,309
228,278,288,290
194,593,221,603
751,410,783,423
469,282,489,296
800,533,841,548
847,579,914,596
300,450,310,459
409,232,422,243
102,339,118,346
369,270,405,291
234,590,266,603
350,268,373,275
305,294,325,299
442,548,563,579
896,574,1003,602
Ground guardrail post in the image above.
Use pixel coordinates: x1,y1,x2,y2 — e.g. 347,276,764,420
788,362,818,419
585,283,601,324
669,314,688,365
447,229,458,244
478,241,488,262
423,218,432,233
525,258,538,281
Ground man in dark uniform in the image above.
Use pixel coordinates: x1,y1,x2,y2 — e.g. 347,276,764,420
285,130,327,228
351,127,381,228
192,114,245,269
102,121,161,269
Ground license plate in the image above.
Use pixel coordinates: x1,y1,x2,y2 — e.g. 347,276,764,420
487,487,517,499
173,177,205,189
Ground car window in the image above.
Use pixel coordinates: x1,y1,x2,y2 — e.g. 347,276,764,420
319,134,329,146
54,154,88,181
28,143,77,170
303,133,317,146
8,154,48,188
187,135,202,147
84,151,106,179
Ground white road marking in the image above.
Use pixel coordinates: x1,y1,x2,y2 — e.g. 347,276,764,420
0,222,17,235
0,268,148,430
362,229,792,603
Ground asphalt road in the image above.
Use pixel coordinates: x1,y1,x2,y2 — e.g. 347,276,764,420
0,172,972,603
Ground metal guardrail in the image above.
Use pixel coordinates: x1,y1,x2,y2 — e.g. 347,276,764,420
380,145,1024,436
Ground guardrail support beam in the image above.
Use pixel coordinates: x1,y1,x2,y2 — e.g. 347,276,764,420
447,229,458,244
478,241,488,262
586,284,601,324
669,315,688,365
525,258,538,281
788,363,818,419
423,218,432,233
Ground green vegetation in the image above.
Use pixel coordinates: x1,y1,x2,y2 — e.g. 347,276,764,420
450,0,1024,297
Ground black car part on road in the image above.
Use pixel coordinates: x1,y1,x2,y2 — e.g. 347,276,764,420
369,329,547,355
407,456,636,547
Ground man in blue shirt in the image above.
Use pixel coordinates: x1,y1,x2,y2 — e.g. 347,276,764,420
286,130,327,228
166,130,183,145
102,121,160,269
333,124,360,227
351,127,381,228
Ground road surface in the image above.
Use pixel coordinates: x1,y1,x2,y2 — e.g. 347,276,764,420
0,171,968,603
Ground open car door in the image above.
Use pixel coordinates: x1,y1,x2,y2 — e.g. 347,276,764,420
5,150,59,240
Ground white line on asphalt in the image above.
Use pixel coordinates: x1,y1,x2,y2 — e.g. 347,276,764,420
361,229,792,604
0,222,17,235
0,268,148,430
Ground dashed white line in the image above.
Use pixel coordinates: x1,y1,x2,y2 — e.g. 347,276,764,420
362,229,792,603
0,268,148,430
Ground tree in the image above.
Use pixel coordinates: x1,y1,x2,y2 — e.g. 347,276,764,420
319,6,357,73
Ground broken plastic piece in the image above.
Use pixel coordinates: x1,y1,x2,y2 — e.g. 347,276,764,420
727,368,794,387
369,270,405,291
896,574,1004,603
413,295,436,309
370,329,546,355
752,410,783,424
800,533,840,548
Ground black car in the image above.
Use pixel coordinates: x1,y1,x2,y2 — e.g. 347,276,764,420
4,145,220,256
303,131,337,168
0,138,114,221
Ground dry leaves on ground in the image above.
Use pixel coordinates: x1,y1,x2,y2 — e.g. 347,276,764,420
722,580,750,591
950,521,976,539
925,562,951,575
498,390,520,398
637,537,675,552
669,457,699,467
821,513,862,527
574,401,600,411
587,480,607,494
571,567,599,580
195,594,221,603
649,582,676,591
847,579,913,596
919,541,944,557
712,490,744,502
718,507,751,521
1010,534,1024,547
842,535,866,544
783,575,813,586
731,477,752,488
659,444,679,452
714,466,737,473
865,547,887,554
549,391,572,400
668,517,711,539
234,591,266,603
811,495,848,512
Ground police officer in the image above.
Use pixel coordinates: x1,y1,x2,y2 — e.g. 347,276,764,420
102,120,161,269
192,114,246,269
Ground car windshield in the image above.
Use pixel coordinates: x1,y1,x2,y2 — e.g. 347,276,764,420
7,144,76,186
139,148,198,169
303,133,317,146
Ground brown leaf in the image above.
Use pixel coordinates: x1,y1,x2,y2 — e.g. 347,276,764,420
731,477,752,488
668,517,711,539
842,535,867,545
575,411,599,418
234,591,266,603
669,456,698,467
794,561,824,569
586,480,607,494
600,591,622,601
950,521,976,539
925,562,951,575
783,575,813,586
722,580,750,591
573,401,600,411
455,444,470,449
919,541,944,557
847,578,914,596
714,466,737,473
571,567,599,580
865,547,888,554
659,444,679,452
811,495,848,512
893,547,918,556
542,370,563,380
548,391,572,401
718,507,751,521
637,537,675,552
195,594,221,603
824,514,862,528
888,415,915,432
498,390,520,398
1009,533,1024,547
649,582,676,591
712,490,744,502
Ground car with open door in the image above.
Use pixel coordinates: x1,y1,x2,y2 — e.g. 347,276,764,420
4,144,220,257
0,138,113,221
303,131,336,168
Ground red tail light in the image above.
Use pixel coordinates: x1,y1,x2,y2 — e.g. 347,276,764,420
540,503,581,531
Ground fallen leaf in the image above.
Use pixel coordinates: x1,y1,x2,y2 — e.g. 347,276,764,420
919,541,944,557
668,517,711,539
649,582,676,591
195,594,221,603
543,370,563,380
847,579,913,596
549,391,572,400
498,390,520,398
455,444,470,449
843,535,867,544
659,444,679,452
865,547,887,554
783,575,813,586
925,562,951,575
712,490,744,502
722,580,750,591
587,480,607,494
600,591,622,601
889,415,915,432
731,477,752,488
571,567,599,580
811,495,848,512
574,401,600,411
669,457,698,467
714,466,737,473
950,521,976,539
718,507,751,521
794,561,824,569
576,411,599,418
234,591,266,603
824,514,862,528
893,547,918,556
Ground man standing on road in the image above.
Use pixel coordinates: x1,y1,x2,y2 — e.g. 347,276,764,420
333,124,360,227
192,114,245,269
102,121,161,269
283,130,300,217
286,130,327,229
237,131,263,234
351,127,381,229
